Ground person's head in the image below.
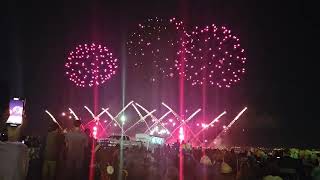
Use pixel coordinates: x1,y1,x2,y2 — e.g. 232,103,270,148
73,120,81,129
63,128,68,133
48,123,59,132
7,124,22,142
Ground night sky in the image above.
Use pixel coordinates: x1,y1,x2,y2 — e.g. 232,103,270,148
0,0,318,147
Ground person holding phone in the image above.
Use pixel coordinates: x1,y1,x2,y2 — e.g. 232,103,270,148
0,98,29,180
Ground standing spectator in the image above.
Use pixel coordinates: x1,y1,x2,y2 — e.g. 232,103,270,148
42,123,61,180
0,124,29,180
64,120,88,180
55,128,67,180
197,153,214,179
83,128,91,180
25,136,42,180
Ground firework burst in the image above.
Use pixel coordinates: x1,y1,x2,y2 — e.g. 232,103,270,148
65,43,119,87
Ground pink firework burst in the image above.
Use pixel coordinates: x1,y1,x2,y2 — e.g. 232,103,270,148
127,17,186,78
65,43,119,87
178,24,246,88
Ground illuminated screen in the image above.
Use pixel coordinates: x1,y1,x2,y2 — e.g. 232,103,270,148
6,99,24,125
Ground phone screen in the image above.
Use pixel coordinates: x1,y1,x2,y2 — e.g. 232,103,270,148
6,98,24,126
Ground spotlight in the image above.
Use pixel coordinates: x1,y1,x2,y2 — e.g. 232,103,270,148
120,115,126,123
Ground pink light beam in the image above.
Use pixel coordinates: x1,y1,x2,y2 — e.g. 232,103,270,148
146,110,172,133
103,108,123,131
84,106,95,119
115,101,134,118
124,110,156,134
225,107,247,130
166,108,201,139
209,107,247,147
135,103,170,133
131,103,151,132
191,111,227,140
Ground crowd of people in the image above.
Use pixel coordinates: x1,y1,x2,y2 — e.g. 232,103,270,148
1,118,320,180
95,143,320,180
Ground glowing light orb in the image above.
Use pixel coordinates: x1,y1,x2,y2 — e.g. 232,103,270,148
127,17,186,78
179,127,184,142
120,115,126,123
65,43,119,87
92,126,98,139
178,24,246,88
